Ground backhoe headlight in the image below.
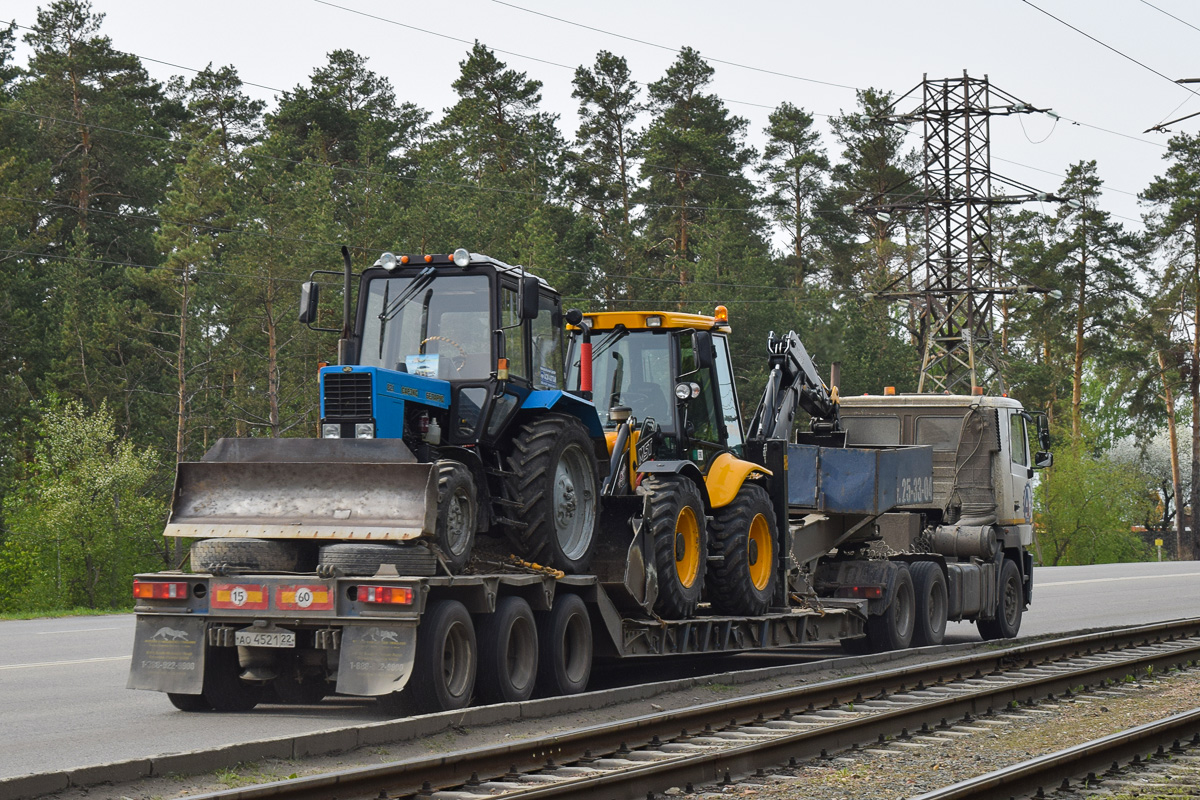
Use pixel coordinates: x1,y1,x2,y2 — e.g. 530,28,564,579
322,424,342,438
355,423,375,439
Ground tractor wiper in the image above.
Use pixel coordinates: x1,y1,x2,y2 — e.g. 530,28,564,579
588,324,628,361
380,265,437,324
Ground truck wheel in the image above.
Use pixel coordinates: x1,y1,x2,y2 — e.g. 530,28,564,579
317,542,437,577
434,460,477,573
476,596,538,703
536,592,592,696
910,561,948,647
167,692,210,712
191,538,306,574
865,564,915,652
202,646,261,712
978,558,1023,640
403,599,476,714
504,413,599,574
644,475,707,619
706,484,775,616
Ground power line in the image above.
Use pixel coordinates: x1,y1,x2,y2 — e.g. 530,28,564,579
1138,0,1200,37
489,0,859,92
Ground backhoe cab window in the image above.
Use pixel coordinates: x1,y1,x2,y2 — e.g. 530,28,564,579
360,274,491,379
576,330,674,428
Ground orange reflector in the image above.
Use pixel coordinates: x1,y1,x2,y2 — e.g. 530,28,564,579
400,255,409,264
275,585,334,611
211,583,268,610
133,580,188,600
358,585,415,605
972,386,984,396
424,254,433,263
884,386,896,395
497,357,509,380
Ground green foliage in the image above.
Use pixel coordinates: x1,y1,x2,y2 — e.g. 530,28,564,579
1035,433,1156,566
0,400,168,612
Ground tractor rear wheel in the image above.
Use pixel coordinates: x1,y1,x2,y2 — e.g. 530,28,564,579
644,475,707,619
503,414,599,573
706,483,776,615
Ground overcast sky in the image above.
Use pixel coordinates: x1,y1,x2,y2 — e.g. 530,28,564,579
5,0,1200,235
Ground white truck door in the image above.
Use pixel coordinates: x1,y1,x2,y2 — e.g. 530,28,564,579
1007,410,1033,528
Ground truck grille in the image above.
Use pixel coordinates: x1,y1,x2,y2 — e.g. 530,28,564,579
324,372,373,419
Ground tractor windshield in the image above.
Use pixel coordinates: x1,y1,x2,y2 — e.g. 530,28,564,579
570,329,676,429
359,273,492,380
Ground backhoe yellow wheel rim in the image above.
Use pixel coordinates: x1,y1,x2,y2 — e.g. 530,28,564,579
748,513,773,591
673,506,701,588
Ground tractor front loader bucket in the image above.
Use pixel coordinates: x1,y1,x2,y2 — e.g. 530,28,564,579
163,438,437,541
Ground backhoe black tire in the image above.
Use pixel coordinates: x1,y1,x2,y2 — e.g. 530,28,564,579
475,596,538,704
190,538,306,575
706,484,776,616
536,592,592,697
977,558,1023,641
910,561,948,647
167,692,210,712
402,599,476,714
202,645,261,712
644,475,707,620
317,542,437,578
503,413,599,574
865,564,915,652
433,460,477,574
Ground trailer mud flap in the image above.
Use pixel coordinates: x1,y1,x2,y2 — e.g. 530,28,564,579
336,623,417,696
127,616,206,693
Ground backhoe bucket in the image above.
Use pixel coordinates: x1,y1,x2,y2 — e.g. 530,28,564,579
163,438,437,541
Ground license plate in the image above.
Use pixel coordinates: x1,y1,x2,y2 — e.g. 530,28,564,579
234,629,295,648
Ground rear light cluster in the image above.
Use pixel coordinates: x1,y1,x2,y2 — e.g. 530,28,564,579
133,580,189,600
358,585,414,605
836,585,884,599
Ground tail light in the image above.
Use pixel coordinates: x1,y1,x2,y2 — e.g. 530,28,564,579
357,585,415,605
836,585,884,600
133,580,189,600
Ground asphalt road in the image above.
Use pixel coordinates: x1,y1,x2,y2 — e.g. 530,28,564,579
3,560,1199,779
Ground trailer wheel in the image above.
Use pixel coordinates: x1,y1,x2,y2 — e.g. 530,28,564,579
978,558,1023,640
476,596,538,703
317,542,437,577
166,692,210,712
202,646,261,712
865,564,915,652
434,460,477,573
190,538,306,575
403,599,476,714
706,484,775,615
644,475,707,619
536,592,592,696
504,413,599,574
910,561,948,647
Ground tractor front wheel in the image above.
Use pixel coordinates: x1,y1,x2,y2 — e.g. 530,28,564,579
644,475,707,619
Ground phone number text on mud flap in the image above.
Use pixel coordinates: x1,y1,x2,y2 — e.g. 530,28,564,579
140,660,197,671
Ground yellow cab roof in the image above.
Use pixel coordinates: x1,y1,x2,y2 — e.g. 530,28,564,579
577,310,730,332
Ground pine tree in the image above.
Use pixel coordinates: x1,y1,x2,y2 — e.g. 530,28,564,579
759,102,830,283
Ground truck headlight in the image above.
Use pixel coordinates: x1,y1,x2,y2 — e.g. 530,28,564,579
355,423,376,439
322,424,342,439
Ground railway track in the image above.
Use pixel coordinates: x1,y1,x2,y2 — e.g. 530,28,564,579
187,619,1200,800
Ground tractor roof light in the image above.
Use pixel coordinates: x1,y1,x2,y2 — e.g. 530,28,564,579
452,248,471,268
645,315,663,328
714,305,728,323
377,252,398,271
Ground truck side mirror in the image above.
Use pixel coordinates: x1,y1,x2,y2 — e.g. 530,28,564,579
299,281,320,324
519,275,540,320
692,330,714,370
1034,450,1053,469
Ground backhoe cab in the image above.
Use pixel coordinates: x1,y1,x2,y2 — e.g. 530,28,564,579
566,308,779,619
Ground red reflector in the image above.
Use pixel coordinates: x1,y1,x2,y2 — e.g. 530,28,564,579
133,580,188,600
835,585,884,600
358,585,414,605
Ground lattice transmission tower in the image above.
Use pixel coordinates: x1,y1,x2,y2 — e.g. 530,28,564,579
862,71,1065,394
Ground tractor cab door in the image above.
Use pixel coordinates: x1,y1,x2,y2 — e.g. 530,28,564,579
678,332,727,468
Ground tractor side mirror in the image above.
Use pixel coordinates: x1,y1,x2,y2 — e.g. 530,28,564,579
1034,450,1053,469
692,330,714,370
519,275,540,320
299,281,320,324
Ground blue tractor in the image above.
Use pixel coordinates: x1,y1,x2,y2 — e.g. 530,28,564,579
165,248,606,576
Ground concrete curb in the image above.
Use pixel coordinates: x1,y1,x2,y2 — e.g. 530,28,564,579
0,642,982,800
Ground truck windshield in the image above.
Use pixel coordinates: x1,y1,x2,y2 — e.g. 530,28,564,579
359,273,492,379
569,329,675,428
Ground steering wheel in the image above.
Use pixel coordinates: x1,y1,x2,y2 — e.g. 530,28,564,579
420,336,468,372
